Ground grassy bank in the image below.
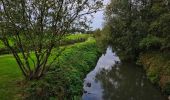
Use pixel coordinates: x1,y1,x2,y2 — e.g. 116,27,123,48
0,38,100,99
25,38,100,99
138,51,170,95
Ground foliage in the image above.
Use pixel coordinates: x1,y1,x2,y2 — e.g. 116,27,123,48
0,0,103,79
25,38,100,99
101,0,170,95
65,34,90,41
61,34,91,45
147,70,160,84
139,51,170,94
102,0,147,60
25,68,68,100
93,27,111,53
101,0,170,60
139,35,162,50
0,38,100,99
163,83,170,95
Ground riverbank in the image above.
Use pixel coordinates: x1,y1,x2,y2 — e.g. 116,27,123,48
138,51,170,95
0,38,101,99
83,47,166,100
24,38,101,99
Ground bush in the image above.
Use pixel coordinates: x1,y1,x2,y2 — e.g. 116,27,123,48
163,82,170,95
61,34,91,45
147,71,159,84
139,35,162,50
139,51,170,95
25,66,70,100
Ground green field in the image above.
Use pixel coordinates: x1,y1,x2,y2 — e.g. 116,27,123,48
0,34,91,55
65,34,91,40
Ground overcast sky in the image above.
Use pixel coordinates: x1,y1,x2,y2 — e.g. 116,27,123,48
90,0,110,30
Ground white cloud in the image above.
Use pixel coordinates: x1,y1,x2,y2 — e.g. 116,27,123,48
90,0,110,30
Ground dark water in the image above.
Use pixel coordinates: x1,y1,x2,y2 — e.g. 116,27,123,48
82,47,167,100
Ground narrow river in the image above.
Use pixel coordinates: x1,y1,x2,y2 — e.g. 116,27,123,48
82,47,167,100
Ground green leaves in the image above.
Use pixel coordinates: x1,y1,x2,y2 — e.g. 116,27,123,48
25,38,100,99
139,35,163,50
102,0,170,60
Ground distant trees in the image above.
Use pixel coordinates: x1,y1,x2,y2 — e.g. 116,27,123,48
0,0,103,80
103,0,170,60
94,27,111,45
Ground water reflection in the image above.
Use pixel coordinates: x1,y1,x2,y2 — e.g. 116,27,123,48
82,47,166,100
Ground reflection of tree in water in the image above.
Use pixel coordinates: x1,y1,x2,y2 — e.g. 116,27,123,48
95,63,165,100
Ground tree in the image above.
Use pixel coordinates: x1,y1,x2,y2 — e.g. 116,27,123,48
0,0,103,80
103,0,170,60
103,0,148,60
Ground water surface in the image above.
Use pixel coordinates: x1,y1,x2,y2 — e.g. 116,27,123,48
82,47,167,100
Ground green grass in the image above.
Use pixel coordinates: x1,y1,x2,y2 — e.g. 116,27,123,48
65,34,91,40
0,55,23,100
0,34,91,55
0,34,90,48
61,34,91,45
0,37,100,99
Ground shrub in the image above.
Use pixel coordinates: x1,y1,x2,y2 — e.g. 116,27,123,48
139,51,170,95
163,82,170,95
147,71,159,84
139,35,162,50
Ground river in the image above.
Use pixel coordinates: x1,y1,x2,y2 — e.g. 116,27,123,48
82,47,167,100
